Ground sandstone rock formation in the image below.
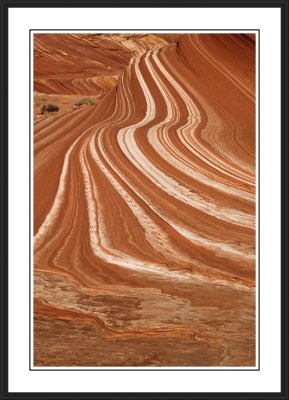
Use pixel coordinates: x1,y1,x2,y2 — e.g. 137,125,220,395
34,33,256,367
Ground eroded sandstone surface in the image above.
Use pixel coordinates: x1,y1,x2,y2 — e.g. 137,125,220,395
34,33,256,367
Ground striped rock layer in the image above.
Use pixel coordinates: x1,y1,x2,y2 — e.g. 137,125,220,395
34,33,256,367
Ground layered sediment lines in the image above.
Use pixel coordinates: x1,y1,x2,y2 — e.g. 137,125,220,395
34,33,256,367
34,33,171,95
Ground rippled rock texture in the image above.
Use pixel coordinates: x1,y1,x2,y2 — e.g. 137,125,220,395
34,33,256,367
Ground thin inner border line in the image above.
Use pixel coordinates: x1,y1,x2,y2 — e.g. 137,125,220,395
29,29,260,371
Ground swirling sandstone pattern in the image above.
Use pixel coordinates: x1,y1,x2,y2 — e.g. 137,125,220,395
34,33,173,95
34,33,256,367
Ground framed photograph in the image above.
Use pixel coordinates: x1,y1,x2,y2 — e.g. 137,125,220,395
1,0,288,398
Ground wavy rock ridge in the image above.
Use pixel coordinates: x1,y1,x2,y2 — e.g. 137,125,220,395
34,33,175,95
34,33,256,367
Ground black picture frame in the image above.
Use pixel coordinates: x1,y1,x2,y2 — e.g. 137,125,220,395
0,0,288,399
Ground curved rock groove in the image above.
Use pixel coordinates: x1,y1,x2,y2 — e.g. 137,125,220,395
34,33,256,367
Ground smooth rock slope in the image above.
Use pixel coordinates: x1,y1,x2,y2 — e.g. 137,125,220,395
34,33,256,367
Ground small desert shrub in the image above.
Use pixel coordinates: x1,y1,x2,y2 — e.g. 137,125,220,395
75,97,96,107
41,104,59,114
